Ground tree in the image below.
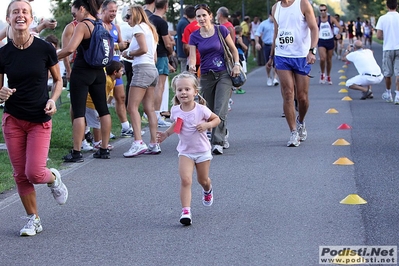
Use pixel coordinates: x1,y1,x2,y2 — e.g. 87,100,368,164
41,0,74,41
345,0,386,21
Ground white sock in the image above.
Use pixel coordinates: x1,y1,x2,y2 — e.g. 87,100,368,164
85,126,90,134
155,111,161,119
182,207,191,213
395,91,399,96
386,89,391,93
121,121,130,130
93,141,101,146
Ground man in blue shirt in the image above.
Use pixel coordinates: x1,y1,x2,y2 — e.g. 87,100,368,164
255,12,279,86
176,5,195,72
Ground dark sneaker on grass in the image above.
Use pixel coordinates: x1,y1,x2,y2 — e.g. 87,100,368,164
63,150,83,163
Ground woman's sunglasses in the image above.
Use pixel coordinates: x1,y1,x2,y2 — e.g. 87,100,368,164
124,13,131,20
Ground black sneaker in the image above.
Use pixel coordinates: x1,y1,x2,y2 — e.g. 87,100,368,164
85,131,93,143
361,89,372,100
63,150,83,163
93,148,110,159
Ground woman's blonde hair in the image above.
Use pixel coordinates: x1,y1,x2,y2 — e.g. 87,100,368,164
130,4,159,44
171,72,207,106
7,0,32,18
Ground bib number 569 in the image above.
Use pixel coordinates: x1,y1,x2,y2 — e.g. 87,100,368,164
279,36,294,44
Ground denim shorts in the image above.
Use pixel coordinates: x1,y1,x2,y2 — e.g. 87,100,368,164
274,56,311,75
178,150,213,163
156,56,169,75
131,64,159,89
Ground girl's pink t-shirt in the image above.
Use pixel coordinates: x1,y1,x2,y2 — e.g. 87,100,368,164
170,102,212,153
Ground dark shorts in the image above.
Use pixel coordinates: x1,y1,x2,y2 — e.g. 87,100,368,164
274,56,311,75
262,44,272,62
318,38,335,50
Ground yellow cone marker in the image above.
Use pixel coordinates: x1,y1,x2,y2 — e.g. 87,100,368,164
338,69,345,73
339,75,347,79
325,108,339,113
343,65,348,68
333,157,354,165
333,252,367,264
342,96,352,101
332,139,350,145
339,88,348,93
340,194,367,204
339,81,346,86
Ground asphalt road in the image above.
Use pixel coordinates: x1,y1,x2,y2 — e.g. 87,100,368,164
1,41,398,266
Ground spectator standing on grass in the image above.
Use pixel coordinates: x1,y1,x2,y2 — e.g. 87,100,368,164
156,72,220,226
188,4,240,155
182,13,201,76
255,11,279,87
240,16,250,59
87,61,125,151
119,6,134,106
148,0,175,128
176,5,195,72
216,7,235,42
343,40,383,100
121,5,160,157
0,0,68,236
250,16,260,61
101,0,133,137
58,0,112,161
269,0,318,147
376,0,399,104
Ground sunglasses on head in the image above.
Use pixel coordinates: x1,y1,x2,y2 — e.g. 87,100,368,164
195,4,210,12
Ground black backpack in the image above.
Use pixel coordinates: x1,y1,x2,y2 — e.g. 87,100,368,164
82,19,114,67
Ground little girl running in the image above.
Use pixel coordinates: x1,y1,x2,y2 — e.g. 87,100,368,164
157,72,220,226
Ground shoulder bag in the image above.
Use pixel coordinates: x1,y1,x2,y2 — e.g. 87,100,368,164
216,26,247,87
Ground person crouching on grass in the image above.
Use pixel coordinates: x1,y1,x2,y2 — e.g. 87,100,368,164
157,72,220,226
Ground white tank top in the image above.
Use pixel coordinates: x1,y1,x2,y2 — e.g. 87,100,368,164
274,0,310,57
319,20,334,40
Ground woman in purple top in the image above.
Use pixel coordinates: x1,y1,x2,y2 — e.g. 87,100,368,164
188,4,240,155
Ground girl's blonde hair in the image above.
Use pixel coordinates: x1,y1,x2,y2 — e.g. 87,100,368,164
130,4,159,44
171,72,207,106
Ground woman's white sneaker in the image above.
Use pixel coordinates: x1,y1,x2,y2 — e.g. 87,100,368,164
20,214,43,236
48,168,68,205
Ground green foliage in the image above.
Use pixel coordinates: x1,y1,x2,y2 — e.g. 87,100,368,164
41,0,73,42
344,0,386,21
